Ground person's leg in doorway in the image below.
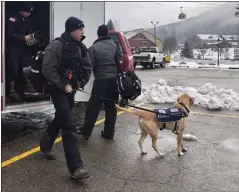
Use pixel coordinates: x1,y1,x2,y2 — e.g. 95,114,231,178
20,54,37,94
7,47,22,101
102,78,119,139
81,79,109,140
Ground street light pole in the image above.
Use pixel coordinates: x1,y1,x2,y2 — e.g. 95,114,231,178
217,37,220,66
236,4,239,61
151,21,159,47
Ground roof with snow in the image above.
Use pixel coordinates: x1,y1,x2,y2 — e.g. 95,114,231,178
123,29,162,48
204,42,218,45
221,35,238,41
122,28,145,39
229,42,239,46
197,34,223,41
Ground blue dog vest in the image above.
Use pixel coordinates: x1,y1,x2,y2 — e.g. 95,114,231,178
154,107,188,122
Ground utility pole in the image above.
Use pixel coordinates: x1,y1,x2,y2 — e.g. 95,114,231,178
217,36,220,66
236,4,239,60
151,21,159,47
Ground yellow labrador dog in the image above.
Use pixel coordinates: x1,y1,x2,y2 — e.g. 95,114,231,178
115,93,194,157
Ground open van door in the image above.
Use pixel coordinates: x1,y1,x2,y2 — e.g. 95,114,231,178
52,2,105,102
1,2,105,112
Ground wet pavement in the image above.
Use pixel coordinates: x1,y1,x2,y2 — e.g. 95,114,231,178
1,68,239,192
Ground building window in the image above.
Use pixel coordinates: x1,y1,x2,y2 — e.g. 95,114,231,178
142,41,147,46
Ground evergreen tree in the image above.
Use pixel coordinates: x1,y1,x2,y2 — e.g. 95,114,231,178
181,41,194,58
107,19,115,31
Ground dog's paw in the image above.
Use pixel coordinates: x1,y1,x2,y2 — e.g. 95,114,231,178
182,148,188,153
141,150,148,155
159,152,165,157
178,152,184,156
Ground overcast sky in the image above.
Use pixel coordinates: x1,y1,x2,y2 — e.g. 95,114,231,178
105,2,228,31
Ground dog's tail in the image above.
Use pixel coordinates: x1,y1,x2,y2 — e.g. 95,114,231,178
115,104,141,117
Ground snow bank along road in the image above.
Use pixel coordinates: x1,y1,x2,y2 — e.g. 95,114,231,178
1,68,239,192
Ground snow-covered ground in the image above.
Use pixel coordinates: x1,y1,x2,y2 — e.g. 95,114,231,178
168,61,239,69
136,79,239,111
170,48,238,62
193,48,235,60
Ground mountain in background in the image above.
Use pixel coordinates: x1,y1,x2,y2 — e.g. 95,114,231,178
148,2,239,43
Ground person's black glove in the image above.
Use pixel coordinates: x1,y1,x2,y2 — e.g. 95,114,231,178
119,98,128,107
77,79,86,90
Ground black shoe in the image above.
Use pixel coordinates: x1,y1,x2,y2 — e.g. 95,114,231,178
9,81,22,102
40,149,57,160
9,92,22,102
70,168,90,180
101,130,114,140
76,128,90,141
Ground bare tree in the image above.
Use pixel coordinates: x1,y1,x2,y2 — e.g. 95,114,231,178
199,49,206,60
220,48,230,60
162,38,178,54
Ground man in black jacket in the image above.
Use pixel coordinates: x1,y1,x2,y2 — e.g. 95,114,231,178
6,2,35,101
78,25,122,140
39,17,92,180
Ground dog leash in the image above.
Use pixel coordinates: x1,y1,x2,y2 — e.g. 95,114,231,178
77,89,185,117
77,89,160,113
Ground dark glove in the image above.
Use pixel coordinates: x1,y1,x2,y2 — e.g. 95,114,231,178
119,97,128,107
77,79,86,90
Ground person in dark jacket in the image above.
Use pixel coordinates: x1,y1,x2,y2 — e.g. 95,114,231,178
39,16,92,180
6,2,35,101
78,24,122,140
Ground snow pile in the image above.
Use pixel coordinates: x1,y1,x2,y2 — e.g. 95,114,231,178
136,79,239,111
170,51,181,60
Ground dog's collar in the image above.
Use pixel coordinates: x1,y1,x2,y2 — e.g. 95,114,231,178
178,102,190,114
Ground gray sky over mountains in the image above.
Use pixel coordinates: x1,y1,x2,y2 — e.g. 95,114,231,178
105,2,228,31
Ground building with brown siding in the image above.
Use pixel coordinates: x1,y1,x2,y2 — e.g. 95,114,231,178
123,29,162,51
187,34,239,49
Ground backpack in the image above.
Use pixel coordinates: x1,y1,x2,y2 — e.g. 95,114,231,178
154,107,188,123
28,51,46,90
116,71,142,101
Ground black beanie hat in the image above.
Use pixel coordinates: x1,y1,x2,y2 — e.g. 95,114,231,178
65,16,85,33
20,2,33,12
97,24,109,37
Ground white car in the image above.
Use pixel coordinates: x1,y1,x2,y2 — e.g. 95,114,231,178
133,47,167,69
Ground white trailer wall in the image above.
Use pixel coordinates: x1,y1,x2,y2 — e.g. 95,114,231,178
52,2,105,102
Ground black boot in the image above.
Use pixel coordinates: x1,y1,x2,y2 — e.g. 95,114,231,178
40,149,57,160
101,130,114,140
9,81,22,102
39,130,57,160
24,77,38,94
70,168,90,180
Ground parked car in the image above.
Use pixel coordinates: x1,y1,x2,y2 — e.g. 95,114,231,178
108,30,135,72
133,47,170,69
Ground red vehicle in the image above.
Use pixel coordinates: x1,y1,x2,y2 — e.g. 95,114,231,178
108,30,134,72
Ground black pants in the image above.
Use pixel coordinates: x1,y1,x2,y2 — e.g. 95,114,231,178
40,89,83,173
6,47,27,82
82,78,119,139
